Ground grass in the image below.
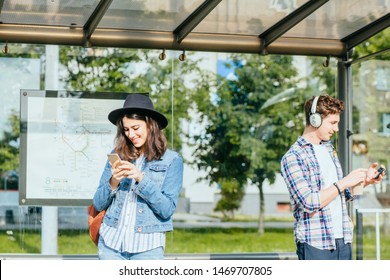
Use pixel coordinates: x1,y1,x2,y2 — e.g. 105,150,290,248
1,226,390,259
165,227,295,254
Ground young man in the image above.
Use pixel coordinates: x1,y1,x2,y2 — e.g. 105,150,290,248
280,95,385,260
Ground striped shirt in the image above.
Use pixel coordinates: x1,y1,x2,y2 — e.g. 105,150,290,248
99,156,165,253
280,136,353,250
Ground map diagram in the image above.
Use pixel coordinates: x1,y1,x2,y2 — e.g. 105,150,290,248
24,95,124,202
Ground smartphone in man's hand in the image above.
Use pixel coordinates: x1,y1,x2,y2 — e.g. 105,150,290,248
375,167,385,179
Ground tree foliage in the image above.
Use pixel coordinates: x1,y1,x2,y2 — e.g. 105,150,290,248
352,28,390,60
59,47,211,152
0,44,44,190
214,179,245,220
0,111,20,190
192,54,305,233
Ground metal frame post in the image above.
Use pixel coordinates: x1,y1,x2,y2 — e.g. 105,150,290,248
355,209,364,260
337,58,352,179
337,58,354,219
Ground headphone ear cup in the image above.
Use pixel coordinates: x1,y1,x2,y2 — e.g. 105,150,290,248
310,113,322,128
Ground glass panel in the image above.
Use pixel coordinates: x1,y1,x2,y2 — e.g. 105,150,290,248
0,46,335,257
285,0,390,39
3,43,389,260
194,0,310,35
98,0,204,31
352,58,390,191
0,0,100,27
351,47,390,259
18,90,128,206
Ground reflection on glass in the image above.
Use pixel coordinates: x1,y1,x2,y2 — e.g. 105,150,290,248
352,57,390,260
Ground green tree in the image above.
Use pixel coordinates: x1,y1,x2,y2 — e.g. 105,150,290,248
214,179,245,220
305,27,389,100
352,28,390,60
193,54,305,234
59,47,211,152
59,47,142,92
0,44,45,190
0,111,20,190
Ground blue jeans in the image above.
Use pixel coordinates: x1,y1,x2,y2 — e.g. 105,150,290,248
296,238,352,260
98,238,164,260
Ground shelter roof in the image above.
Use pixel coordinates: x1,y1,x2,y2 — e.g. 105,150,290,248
0,0,389,57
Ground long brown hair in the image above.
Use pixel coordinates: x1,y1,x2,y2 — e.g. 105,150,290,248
113,113,167,161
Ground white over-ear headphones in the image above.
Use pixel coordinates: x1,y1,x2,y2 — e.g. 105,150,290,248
309,96,322,128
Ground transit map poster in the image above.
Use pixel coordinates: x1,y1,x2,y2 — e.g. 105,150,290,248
19,90,127,206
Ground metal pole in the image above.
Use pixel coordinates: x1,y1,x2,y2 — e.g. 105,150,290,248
376,212,380,260
337,59,352,182
356,209,364,260
41,206,58,254
337,58,353,220
41,44,59,255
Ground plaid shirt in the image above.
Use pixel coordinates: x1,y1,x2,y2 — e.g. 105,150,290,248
280,136,353,250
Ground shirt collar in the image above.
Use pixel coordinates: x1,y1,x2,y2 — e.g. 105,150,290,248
297,136,332,148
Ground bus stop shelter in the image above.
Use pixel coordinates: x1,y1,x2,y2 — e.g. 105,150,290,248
0,1,389,261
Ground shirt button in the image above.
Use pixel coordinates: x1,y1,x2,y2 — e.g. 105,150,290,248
138,208,143,213
137,227,142,233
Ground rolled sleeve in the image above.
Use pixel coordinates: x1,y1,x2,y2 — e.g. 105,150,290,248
281,151,321,213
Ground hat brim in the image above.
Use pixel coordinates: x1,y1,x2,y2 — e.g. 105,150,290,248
108,107,168,129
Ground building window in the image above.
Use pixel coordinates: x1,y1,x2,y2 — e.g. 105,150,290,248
276,202,291,213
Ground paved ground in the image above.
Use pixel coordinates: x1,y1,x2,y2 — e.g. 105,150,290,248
0,211,294,230
172,212,293,229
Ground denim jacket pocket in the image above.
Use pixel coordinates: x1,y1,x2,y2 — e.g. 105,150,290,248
149,164,168,172
147,164,168,187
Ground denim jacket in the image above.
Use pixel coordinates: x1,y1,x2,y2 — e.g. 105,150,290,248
93,149,183,234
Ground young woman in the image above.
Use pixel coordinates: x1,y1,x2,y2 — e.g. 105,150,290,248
93,93,183,260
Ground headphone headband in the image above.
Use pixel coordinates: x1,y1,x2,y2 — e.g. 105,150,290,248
309,96,322,128
311,96,319,114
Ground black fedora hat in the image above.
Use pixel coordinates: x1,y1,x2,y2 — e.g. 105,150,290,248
108,93,168,128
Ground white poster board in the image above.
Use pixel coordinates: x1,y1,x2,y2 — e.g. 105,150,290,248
19,90,127,206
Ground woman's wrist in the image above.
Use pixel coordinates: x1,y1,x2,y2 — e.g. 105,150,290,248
109,177,120,190
135,172,145,183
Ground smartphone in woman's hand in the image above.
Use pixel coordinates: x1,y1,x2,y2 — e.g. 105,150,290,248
107,153,120,165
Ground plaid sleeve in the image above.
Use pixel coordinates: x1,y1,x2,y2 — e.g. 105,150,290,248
281,150,321,213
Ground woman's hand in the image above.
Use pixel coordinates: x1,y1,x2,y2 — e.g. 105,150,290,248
125,162,145,183
109,159,129,189
110,160,144,186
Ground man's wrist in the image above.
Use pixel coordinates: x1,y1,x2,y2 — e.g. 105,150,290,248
333,182,341,195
